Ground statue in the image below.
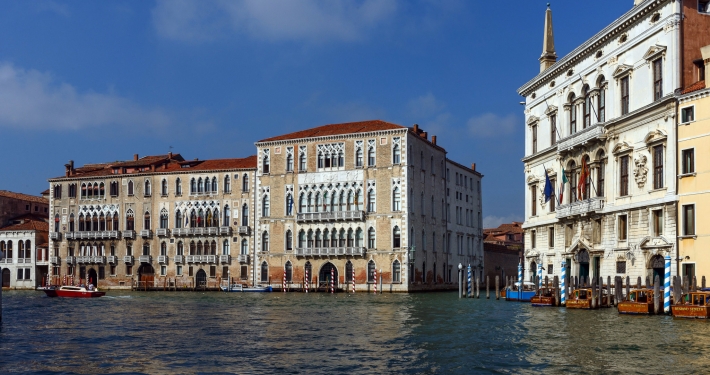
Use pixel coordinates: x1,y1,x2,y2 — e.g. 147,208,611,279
634,154,648,188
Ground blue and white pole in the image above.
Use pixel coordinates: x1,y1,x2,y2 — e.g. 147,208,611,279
561,261,566,305
538,264,543,290
517,262,522,301
664,255,671,314
467,264,472,298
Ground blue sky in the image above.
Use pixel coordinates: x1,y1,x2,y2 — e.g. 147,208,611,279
0,0,631,227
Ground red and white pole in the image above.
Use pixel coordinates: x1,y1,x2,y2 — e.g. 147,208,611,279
352,268,355,293
283,271,286,293
330,267,334,294
373,269,377,294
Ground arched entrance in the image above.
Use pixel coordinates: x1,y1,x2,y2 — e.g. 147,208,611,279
649,255,665,283
87,268,98,286
577,249,590,281
196,269,207,289
319,262,338,290
138,263,155,289
530,261,537,282
2,268,10,287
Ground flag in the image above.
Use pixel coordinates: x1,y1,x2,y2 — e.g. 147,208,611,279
544,169,554,203
577,158,589,200
559,168,567,203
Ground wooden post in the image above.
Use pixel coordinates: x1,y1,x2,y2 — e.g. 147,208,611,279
683,276,689,295
625,276,630,301
591,277,597,309
653,275,661,315
553,275,559,306
476,276,480,299
673,276,680,303
486,276,490,299
703,276,707,290
645,276,650,289
693,276,697,292
636,276,641,289
495,275,500,300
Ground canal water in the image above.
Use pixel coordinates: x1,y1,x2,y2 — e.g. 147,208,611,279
1,291,709,374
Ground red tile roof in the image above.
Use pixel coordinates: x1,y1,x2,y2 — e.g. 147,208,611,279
0,219,48,232
682,81,706,94
258,120,406,142
164,156,257,172
0,190,49,204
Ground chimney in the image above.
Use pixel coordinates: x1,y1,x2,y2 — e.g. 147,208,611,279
134,154,139,161
471,163,476,171
431,135,437,145
168,152,173,159
539,4,557,72
413,124,419,133
64,164,70,177
702,44,710,89
421,132,428,140
151,164,156,172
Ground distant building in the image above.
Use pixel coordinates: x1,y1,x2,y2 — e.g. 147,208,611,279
0,190,50,289
483,222,522,284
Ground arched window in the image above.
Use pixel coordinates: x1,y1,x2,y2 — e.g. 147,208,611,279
323,229,330,247
347,190,354,211
286,230,293,251
190,241,196,255
392,187,401,211
567,161,577,204
144,211,151,230
367,189,375,212
315,229,322,247
144,180,151,196
126,210,134,231
190,178,196,194
262,231,269,252
18,240,25,259
368,146,375,166
392,260,401,283
197,209,205,227
355,228,363,247
93,183,99,197
356,146,363,167
338,228,346,247
345,261,353,282
261,194,270,217
223,205,230,227
241,204,249,226
263,154,270,174
99,212,106,231
160,241,167,256
583,85,591,128
568,93,577,135
285,261,293,282
91,213,99,231
315,192,322,213
198,178,204,193
298,230,305,248
307,230,314,248
368,227,375,249
222,239,229,255
161,179,168,195
347,228,354,247
190,210,197,228
368,260,376,283
127,180,134,196
176,178,182,195
81,183,87,198
224,175,231,193
597,151,606,197
112,212,119,231
299,150,307,171
338,149,344,167
99,183,104,197
597,76,606,122
393,226,401,248
286,194,293,216
196,241,203,255
286,152,294,172
317,152,324,169
177,241,184,255
355,190,363,211
241,239,248,255
393,143,401,164
242,174,249,192
69,213,75,232
160,209,169,229
261,262,269,283
331,230,337,248
209,240,216,255
211,177,218,193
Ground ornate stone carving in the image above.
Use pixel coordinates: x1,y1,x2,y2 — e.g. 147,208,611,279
634,154,648,188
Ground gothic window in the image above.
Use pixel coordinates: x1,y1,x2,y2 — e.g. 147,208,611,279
177,241,184,255
286,230,293,251
262,231,269,252
126,210,134,231
223,239,231,255
286,147,294,172
368,260,376,283
241,204,249,226
299,193,305,213
144,212,151,230
355,228,363,247
298,230,305,248
144,180,151,196
355,141,364,167
242,174,249,192
190,178,196,194
299,146,307,171
393,226,401,248
223,205,230,227
262,150,270,174
347,228,354,247
198,178,204,193
392,137,401,164
224,175,231,193
392,187,401,211
161,179,168,196
392,260,401,283
285,262,293,282
367,189,375,212
160,209,168,229
176,210,183,229
69,213,75,232
261,262,269,283
367,140,375,166
262,195,270,217
127,180,134,196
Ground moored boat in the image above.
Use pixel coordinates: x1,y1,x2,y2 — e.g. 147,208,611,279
505,281,536,302
221,284,273,293
43,285,106,298
617,288,655,314
531,288,555,307
566,288,612,309
671,292,710,318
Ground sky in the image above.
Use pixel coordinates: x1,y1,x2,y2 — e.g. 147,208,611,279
0,0,632,228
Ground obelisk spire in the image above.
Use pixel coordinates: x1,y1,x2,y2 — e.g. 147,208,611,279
539,3,557,72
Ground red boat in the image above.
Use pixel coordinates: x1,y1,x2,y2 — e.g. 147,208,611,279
43,285,106,298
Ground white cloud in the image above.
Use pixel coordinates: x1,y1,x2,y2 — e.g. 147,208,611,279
0,62,173,131
466,113,517,138
152,0,398,43
407,92,445,118
483,214,523,229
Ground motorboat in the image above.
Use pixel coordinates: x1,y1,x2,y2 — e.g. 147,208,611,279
617,288,656,314
43,285,106,298
220,283,273,293
504,281,536,302
671,292,710,318
566,288,612,309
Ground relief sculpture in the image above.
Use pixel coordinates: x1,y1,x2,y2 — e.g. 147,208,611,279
634,154,648,188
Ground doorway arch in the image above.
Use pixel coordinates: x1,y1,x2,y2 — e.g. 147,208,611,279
87,268,98,286
138,263,155,289
319,262,338,290
2,268,9,287
649,255,665,283
196,269,207,289
576,249,590,281
530,261,537,282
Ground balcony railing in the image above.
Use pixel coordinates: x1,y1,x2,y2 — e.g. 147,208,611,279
295,247,366,257
66,256,76,264
123,230,136,239
186,255,198,263
555,197,605,219
156,228,169,237
219,255,231,264
206,255,217,263
557,123,605,152
65,232,76,240
296,210,365,223
170,227,226,236
158,255,168,264
219,227,232,236
123,255,134,263
76,256,90,264
108,256,118,264
174,255,184,264
92,256,106,264
50,256,60,264
50,232,62,241
139,255,152,263
237,254,249,263
140,230,153,238
71,231,120,240
238,226,250,235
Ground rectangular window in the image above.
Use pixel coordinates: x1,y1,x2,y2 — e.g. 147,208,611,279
681,106,695,123
531,230,536,249
682,149,695,174
222,266,229,280
616,261,626,274
177,265,183,276
210,265,216,278
531,185,537,216
653,58,663,100
548,227,554,248
126,264,133,276
620,155,629,196
532,125,537,154
160,265,167,276
618,215,628,241
598,87,606,122
597,162,605,197
393,261,401,283
683,204,696,236
550,114,556,145
621,76,630,115
653,145,663,189
241,265,248,280
652,209,663,236
110,265,116,276
547,264,554,275
188,266,194,277
700,0,710,13
17,268,24,280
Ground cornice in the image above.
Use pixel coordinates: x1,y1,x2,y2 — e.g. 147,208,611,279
47,167,257,183
254,128,409,148
679,88,710,104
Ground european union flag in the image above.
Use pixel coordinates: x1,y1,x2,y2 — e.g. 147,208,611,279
544,168,554,203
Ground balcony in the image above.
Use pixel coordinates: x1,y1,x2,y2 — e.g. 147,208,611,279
108,256,118,264
555,197,605,219
172,228,189,236
140,230,153,238
219,227,232,236
557,123,605,153
237,254,249,263
158,255,168,264
123,255,134,263
50,232,62,241
238,226,250,235
123,230,136,239
219,255,231,264
76,256,90,264
50,256,60,264
156,228,169,237
296,210,365,223
186,255,198,263
174,255,184,264
66,256,76,264
92,256,106,264
139,255,152,263
65,232,76,240
206,255,217,263
295,247,366,258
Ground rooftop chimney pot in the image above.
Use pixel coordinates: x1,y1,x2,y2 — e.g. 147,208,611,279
432,135,437,145
134,154,139,161
471,163,476,171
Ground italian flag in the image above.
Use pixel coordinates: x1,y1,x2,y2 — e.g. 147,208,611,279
559,168,568,203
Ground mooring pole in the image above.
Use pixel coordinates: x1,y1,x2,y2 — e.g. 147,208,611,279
495,275,500,300
486,276,490,299
467,264,472,298
458,265,462,299
654,275,661,315
0,249,4,323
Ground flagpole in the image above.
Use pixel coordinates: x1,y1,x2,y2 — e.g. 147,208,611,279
578,73,599,124
543,96,564,141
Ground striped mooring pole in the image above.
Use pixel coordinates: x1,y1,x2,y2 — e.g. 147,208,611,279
467,264,472,298
664,255,671,314
330,267,334,294
305,268,309,293
352,268,355,293
560,261,566,305
373,269,377,294
283,271,286,293
517,262,522,301
538,264,543,291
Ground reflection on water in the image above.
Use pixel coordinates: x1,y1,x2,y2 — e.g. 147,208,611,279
1,291,710,374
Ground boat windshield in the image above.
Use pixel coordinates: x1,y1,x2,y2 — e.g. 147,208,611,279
692,293,710,306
